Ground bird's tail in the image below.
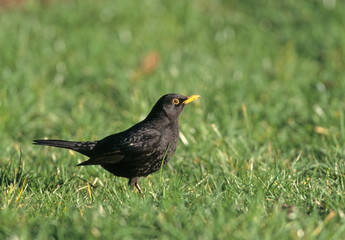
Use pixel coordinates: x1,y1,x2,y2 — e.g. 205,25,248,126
33,139,97,157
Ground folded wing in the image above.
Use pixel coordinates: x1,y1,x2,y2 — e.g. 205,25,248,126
77,128,162,166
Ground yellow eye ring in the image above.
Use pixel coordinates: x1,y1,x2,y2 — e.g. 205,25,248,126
172,99,180,105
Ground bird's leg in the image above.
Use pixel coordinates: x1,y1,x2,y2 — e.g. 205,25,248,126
129,177,144,199
135,182,144,199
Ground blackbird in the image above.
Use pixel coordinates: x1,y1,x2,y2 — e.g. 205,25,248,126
33,93,200,198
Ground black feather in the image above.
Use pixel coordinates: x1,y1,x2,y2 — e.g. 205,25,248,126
33,139,97,157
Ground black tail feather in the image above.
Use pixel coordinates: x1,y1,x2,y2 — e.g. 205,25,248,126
33,139,97,157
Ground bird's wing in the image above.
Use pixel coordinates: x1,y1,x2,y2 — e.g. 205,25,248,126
78,128,162,166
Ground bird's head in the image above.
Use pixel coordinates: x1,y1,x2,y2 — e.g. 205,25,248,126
146,93,200,121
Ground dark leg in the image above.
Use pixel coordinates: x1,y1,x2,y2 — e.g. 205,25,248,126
135,182,144,199
129,177,144,199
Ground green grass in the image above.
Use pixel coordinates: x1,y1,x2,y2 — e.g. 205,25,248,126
1,0,345,239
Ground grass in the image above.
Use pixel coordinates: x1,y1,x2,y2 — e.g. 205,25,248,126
1,0,345,239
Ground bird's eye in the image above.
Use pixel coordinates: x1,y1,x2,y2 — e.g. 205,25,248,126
172,99,180,105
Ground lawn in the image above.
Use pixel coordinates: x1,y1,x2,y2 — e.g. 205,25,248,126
1,0,345,239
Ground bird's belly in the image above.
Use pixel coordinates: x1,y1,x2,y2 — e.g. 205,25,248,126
101,145,177,178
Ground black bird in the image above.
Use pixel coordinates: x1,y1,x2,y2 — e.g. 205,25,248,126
33,93,200,198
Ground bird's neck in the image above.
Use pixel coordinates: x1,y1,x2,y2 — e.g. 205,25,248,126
145,111,179,128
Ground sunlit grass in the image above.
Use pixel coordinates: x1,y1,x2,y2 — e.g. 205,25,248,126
1,0,345,239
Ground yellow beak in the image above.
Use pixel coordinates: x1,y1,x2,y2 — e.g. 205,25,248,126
183,95,201,105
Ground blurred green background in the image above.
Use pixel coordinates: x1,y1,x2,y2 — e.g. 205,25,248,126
1,0,345,239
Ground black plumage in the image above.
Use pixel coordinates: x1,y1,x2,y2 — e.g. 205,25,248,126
33,93,200,198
